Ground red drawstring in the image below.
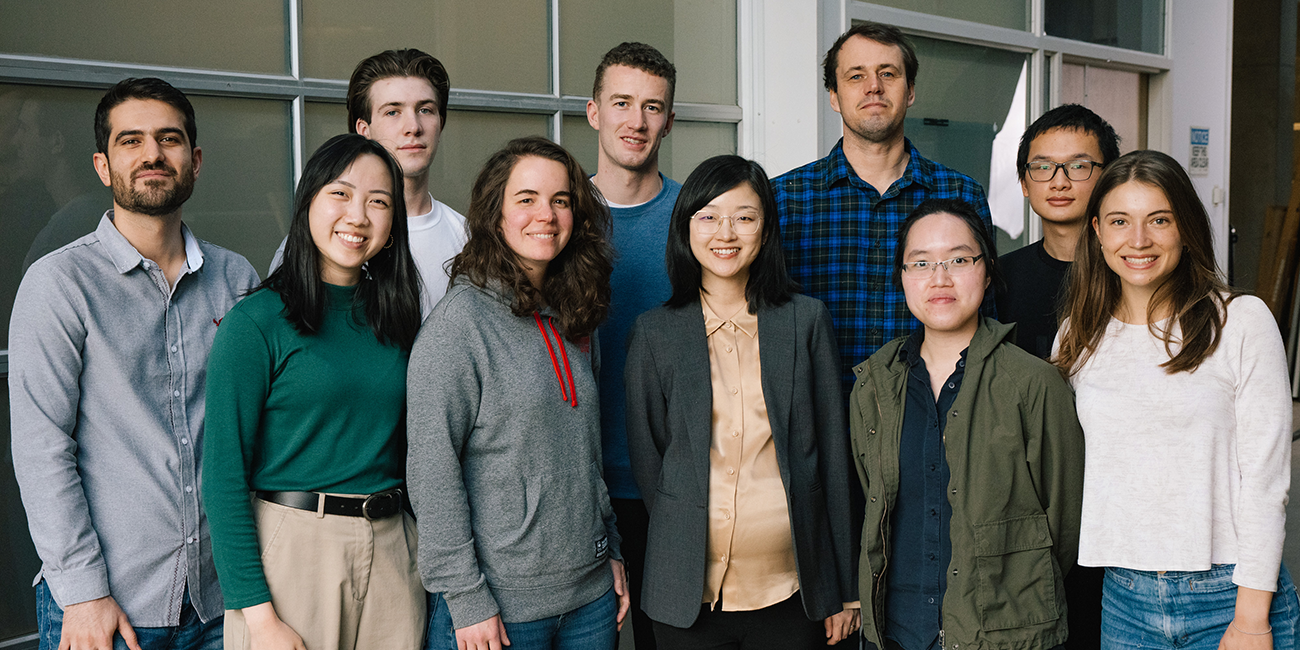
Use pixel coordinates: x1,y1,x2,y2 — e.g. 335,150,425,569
534,312,577,408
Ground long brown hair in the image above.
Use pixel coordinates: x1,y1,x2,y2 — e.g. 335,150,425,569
1054,150,1235,375
449,136,612,341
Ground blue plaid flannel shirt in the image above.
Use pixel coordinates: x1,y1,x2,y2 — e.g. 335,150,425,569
773,138,996,394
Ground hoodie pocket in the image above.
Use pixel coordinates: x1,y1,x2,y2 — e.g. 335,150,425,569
971,514,1061,631
488,460,607,589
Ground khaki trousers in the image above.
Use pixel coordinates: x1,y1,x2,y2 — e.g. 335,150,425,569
224,498,426,650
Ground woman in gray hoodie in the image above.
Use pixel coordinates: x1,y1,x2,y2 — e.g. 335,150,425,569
406,136,626,650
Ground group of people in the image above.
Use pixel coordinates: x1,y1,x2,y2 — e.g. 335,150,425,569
8,20,1297,650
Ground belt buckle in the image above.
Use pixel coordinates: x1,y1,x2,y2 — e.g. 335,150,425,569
361,488,401,520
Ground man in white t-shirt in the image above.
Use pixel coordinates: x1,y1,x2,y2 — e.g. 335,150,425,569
270,49,466,317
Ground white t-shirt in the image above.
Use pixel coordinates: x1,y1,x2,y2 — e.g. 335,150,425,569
1064,295,1291,591
267,194,467,319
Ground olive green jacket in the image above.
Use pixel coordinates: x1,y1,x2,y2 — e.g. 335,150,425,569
849,317,1084,650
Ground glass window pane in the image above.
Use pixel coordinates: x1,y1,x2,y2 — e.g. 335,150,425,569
561,115,601,178
1046,0,1165,55
182,96,294,275
301,2,550,94
0,1,287,74
869,0,1027,31
1058,63,1148,153
559,0,738,105
902,35,1028,251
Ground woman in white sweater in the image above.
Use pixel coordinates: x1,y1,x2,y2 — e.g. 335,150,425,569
1054,149,1298,650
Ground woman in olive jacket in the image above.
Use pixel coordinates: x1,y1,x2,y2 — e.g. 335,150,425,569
850,198,1084,650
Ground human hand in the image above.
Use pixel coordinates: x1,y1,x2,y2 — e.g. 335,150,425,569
823,607,861,645
1219,619,1273,650
455,614,510,650
611,559,631,631
242,602,307,650
58,596,139,650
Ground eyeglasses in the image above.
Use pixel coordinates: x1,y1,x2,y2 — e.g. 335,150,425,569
900,254,985,278
1024,159,1101,182
691,211,762,235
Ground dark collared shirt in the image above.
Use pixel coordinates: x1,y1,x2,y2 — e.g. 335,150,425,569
884,331,966,650
9,212,259,625
772,138,994,395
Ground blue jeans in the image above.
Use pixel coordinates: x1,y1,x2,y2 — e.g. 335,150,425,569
35,580,222,650
424,592,457,650
500,587,617,650
1101,564,1300,649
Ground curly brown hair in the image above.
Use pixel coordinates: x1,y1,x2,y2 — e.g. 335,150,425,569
449,136,612,341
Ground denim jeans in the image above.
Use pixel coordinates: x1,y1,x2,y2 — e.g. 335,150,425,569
499,587,617,650
424,592,457,650
1101,564,1300,650
35,580,223,650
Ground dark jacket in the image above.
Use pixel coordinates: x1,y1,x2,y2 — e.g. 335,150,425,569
850,317,1084,650
624,293,857,628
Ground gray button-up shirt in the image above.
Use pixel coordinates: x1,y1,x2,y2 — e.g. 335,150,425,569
9,212,259,626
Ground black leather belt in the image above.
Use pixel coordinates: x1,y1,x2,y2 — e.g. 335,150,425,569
255,488,404,520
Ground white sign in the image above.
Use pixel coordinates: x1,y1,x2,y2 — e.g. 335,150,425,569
1189,127,1210,176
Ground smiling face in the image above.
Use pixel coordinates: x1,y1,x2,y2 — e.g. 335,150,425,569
1021,127,1104,227
689,183,764,295
586,65,674,174
355,76,442,182
500,155,575,288
900,212,989,338
308,153,395,286
829,35,915,146
93,98,201,218
1093,180,1182,313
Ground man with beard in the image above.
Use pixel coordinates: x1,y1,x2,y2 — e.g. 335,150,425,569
773,22,995,395
9,77,259,650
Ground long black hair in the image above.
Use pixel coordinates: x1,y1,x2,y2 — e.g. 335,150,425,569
665,154,796,313
261,133,422,349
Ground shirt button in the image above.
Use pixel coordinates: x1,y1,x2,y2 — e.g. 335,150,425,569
721,555,727,562
929,597,935,604
723,509,731,519
930,509,938,516
727,467,735,475
953,568,959,575
173,390,181,397
726,346,733,352
731,387,738,394
947,382,955,389
929,464,937,472
185,485,193,493
870,496,877,502
181,438,189,445
171,345,178,353
731,430,740,438
951,488,958,495
186,537,195,544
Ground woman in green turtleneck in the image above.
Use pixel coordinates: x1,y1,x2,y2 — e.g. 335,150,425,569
203,134,423,650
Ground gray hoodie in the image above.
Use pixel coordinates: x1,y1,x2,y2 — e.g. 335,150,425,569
407,279,620,627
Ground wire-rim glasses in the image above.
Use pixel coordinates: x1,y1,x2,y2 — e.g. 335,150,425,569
900,254,985,278
690,211,763,235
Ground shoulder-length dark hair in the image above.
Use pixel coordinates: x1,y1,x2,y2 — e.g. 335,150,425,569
665,155,796,313
1055,149,1235,375
892,198,1002,291
261,133,421,350
449,136,612,342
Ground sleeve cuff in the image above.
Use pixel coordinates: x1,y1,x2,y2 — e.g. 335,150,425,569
444,581,501,630
42,564,111,609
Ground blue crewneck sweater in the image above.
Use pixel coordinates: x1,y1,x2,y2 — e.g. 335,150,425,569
597,175,682,499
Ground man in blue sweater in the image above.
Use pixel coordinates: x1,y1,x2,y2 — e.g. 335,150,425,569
586,41,680,650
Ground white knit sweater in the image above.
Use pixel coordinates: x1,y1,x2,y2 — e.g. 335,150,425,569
1065,295,1291,591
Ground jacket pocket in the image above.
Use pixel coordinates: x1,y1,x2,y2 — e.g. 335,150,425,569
971,514,1060,631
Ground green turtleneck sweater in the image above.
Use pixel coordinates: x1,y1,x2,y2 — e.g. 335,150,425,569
203,284,408,609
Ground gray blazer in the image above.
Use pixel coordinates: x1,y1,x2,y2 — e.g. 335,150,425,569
624,293,857,628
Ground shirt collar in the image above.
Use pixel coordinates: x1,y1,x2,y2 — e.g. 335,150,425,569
700,293,758,339
824,137,936,194
897,328,969,367
99,209,205,275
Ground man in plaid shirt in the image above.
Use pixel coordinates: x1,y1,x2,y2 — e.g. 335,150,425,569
773,22,994,394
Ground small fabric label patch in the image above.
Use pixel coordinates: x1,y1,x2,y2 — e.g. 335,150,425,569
594,534,608,559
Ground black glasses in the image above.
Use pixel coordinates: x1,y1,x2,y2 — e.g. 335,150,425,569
1024,159,1101,182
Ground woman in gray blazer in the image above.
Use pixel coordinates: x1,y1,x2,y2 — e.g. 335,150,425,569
624,155,858,649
